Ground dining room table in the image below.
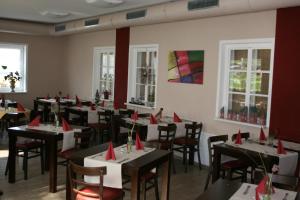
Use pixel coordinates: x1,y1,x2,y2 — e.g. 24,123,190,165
7,123,91,193
66,143,172,200
195,179,300,200
121,115,196,164
212,140,299,183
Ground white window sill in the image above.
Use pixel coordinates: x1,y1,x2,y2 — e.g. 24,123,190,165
125,102,155,110
0,91,27,94
214,118,268,128
100,99,113,102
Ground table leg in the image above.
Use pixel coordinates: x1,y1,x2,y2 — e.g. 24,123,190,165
161,156,171,200
66,161,71,200
49,137,57,193
8,133,16,183
44,140,50,171
131,170,141,200
212,147,221,183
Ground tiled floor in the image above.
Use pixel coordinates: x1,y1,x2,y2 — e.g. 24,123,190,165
0,132,209,200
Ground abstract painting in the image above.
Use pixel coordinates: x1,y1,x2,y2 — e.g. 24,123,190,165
168,50,204,84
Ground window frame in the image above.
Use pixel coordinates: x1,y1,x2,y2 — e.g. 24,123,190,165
0,42,28,93
216,38,275,127
127,44,159,109
92,46,115,100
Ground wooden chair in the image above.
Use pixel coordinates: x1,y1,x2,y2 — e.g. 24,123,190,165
173,122,203,172
58,130,92,164
221,132,252,181
68,161,124,200
89,110,112,144
118,109,134,118
5,113,44,180
204,135,228,191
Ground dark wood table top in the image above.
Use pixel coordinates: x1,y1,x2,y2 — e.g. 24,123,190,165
195,179,300,200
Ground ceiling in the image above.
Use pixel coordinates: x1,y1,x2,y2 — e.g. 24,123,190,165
0,0,178,24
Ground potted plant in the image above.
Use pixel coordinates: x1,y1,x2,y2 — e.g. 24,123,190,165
2,66,21,92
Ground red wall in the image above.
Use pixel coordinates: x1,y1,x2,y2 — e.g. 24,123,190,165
114,27,130,109
270,7,300,142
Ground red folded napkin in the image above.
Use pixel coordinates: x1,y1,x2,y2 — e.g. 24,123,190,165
235,130,242,144
150,114,157,124
105,142,116,160
173,112,182,122
90,103,96,110
131,111,138,121
277,139,286,154
62,118,73,131
135,133,144,150
255,176,274,200
29,116,40,126
259,127,266,141
17,103,26,112
76,95,82,107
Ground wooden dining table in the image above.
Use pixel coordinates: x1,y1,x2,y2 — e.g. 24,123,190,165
67,143,172,200
212,143,281,183
7,124,91,193
195,179,300,200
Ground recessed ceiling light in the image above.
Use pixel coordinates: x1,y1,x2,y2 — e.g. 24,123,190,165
103,0,123,4
40,11,71,18
86,0,124,4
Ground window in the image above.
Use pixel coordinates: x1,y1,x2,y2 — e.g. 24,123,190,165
92,47,115,100
216,39,274,127
0,43,27,93
127,44,158,108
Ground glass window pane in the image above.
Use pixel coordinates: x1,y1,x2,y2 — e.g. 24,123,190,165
147,68,156,85
108,53,114,67
249,96,268,125
137,52,147,68
250,73,269,95
147,85,156,103
136,69,147,84
252,49,271,71
100,67,108,80
102,54,108,66
228,94,245,112
136,84,145,101
230,49,248,70
229,72,247,93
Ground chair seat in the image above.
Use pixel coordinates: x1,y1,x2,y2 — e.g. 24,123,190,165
76,186,123,200
174,137,198,146
16,141,42,149
57,148,76,159
221,159,249,170
148,140,171,150
141,171,157,181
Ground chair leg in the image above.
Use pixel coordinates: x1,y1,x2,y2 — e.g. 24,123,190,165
154,176,160,200
141,180,146,200
23,150,28,180
183,146,188,173
40,146,45,174
197,147,202,170
5,159,9,176
204,168,211,191
172,152,176,174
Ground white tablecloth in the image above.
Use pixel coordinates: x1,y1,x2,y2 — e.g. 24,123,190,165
25,124,81,152
84,144,155,188
229,183,297,200
227,141,298,176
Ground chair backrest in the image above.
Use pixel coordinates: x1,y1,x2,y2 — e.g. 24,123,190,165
74,130,92,149
231,132,250,141
185,122,203,142
207,135,228,166
254,170,299,191
68,161,107,200
98,110,113,124
157,124,177,150
119,109,134,118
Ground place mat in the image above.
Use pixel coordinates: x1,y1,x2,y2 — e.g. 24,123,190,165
229,183,297,200
84,144,155,188
227,141,298,176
